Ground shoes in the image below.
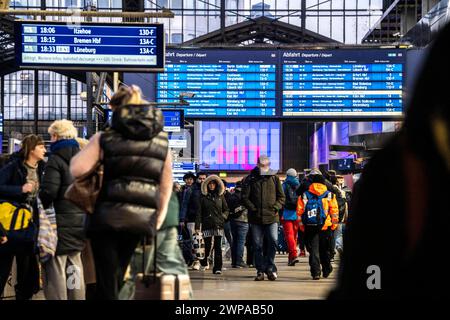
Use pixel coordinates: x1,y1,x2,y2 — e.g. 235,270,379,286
214,270,222,275
254,272,264,281
312,275,320,280
247,264,255,268
232,262,248,269
200,263,210,271
288,259,299,266
323,266,333,279
267,271,278,281
191,261,201,270
299,250,306,257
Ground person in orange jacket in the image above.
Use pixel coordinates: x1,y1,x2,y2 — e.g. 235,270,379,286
297,170,339,280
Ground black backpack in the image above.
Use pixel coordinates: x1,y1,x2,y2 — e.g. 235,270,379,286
284,184,299,210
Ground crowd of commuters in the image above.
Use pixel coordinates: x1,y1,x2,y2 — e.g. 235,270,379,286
176,154,353,282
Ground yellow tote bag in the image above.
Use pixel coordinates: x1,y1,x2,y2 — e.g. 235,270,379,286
0,202,32,231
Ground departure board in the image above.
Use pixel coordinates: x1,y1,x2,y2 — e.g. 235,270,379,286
14,21,164,71
157,50,277,117
282,50,405,117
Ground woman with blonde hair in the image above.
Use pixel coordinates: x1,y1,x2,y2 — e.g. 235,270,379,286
70,85,173,300
39,119,87,299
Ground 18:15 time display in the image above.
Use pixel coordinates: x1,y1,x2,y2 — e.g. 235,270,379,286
40,36,56,43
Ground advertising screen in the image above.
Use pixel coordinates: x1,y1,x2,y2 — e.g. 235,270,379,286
15,21,165,72
157,49,277,117
197,121,281,171
282,49,405,117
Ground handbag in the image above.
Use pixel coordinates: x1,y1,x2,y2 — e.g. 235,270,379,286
0,201,36,250
64,161,103,214
192,231,205,260
36,198,58,263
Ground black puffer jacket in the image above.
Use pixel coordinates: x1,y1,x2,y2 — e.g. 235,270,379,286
185,183,201,223
94,104,169,236
40,139,86,255
195,175,229,231
241,167,285,225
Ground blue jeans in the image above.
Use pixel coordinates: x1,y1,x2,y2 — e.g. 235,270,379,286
230,220,249,266
335,223,345,252
224,221,233,248
251,223,278,274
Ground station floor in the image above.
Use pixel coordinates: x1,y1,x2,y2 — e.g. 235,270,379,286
189,253,339,300
21,253,338,300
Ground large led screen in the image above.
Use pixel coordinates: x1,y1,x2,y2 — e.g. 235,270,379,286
282,49,405,117
157,50,277,117
197,121,281,171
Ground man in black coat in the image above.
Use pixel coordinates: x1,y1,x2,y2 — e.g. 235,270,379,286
242,155,285,281
185,172,207,270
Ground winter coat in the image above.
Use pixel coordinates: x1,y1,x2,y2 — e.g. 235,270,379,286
241,166,285,225
39,139,87,255
195,175,229,231
296,182,339,232
282,176,300,221
161,192,180,230
0,155,44,205
185,183,201,223
226,189,248,223
94,104,169,235
179,184,194,222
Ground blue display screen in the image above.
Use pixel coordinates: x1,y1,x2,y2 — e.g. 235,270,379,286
173,162,196,184
157,50,277,117
282,50,405,117
14,21,165,71
105,109,183,132
161,110,183,132
156,49,405,119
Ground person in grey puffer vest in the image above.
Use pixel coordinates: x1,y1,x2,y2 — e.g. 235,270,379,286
70,85,173,300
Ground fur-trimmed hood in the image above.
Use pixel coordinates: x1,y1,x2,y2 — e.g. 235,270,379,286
201,175,225,196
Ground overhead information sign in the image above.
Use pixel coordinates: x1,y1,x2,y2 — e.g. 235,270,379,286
157,50,277,117
282,49,404,117
15,21,165,71
161,109,184,132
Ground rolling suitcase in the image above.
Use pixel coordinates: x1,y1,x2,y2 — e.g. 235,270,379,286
134,236,191,300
